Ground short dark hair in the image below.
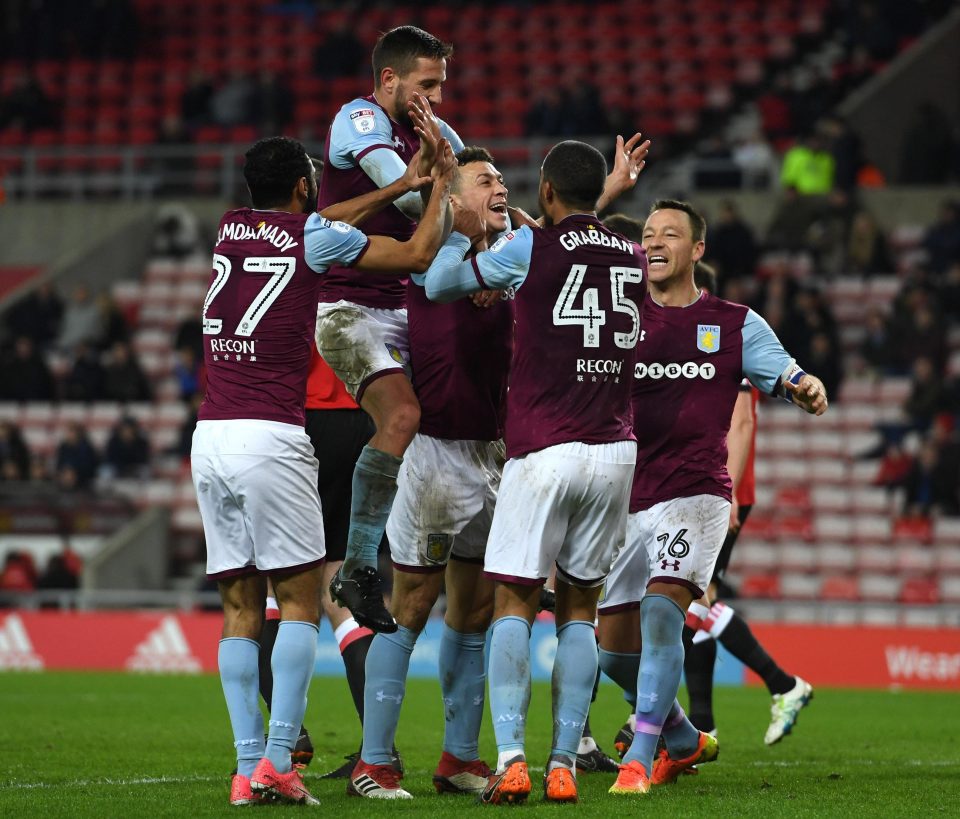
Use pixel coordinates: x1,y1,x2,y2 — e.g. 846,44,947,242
649,198,707,242
456,146,495,166
542,141,607,210
244,137,311,209
602,213,643,243
372,26,453,86
694,261,718,293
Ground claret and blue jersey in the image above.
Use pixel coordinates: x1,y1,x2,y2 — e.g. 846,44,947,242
629,289,796,512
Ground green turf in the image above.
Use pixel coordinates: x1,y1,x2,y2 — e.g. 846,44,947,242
0,671,957,817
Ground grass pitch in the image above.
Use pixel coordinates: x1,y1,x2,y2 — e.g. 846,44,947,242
0,671,956,817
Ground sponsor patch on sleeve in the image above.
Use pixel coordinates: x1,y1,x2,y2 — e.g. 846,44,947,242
350,108,376,134
331,220,353,234
489,231,515,253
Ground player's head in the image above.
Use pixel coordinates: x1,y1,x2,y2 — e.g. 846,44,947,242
308,157,323,213
642,199,706,288
538,140,607,226
694,260,718,294
602,213,643,243
244,137,316,213
373,26,453,119
453,146,509,235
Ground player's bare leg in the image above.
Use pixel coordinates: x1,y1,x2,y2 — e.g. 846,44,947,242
331,374,420,633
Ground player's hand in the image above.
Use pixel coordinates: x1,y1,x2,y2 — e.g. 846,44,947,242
409,93,443,175
728,497,741,534
431,137,457,184
452,198,486,246
506,205,541,229
785,374,828,416
470,289,502,309
401,149,433,193
607,132,650,196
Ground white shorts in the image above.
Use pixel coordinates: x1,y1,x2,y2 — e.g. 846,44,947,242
599,494,730,611
386,434,504,571
191,419,326,577
484,440,636,587
315,300,410,400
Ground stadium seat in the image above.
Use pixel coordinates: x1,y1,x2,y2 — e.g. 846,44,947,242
816,543,856,573
820,575,860,601
779,573,821,600
940,576,960,603
738,574,781,599
858,573,902,602
895,545,936,575
893,517,933,544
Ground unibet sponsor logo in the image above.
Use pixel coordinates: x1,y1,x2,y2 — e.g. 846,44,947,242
577,358,623,374
635,361,716,380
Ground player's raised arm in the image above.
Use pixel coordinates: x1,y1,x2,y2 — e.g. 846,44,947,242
319,150,432,227
355,139,457,274
596,132,651,213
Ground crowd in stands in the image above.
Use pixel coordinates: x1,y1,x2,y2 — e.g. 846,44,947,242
0,546,82,594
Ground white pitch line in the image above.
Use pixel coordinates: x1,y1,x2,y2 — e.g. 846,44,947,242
3,775,220,791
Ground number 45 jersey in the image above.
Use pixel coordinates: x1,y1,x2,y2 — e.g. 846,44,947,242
471,214,647,459
199,208,369,427
629,290,796,513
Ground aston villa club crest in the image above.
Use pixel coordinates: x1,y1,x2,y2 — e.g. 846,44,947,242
422,533,452,565
697,324,720,353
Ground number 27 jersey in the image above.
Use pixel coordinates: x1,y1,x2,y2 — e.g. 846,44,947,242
474,214,647,459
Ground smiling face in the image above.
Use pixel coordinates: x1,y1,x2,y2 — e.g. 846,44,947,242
641,208,705,291
455,160,509,236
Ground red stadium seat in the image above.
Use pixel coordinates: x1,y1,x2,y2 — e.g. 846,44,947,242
738,574,781,599
820,575,860,601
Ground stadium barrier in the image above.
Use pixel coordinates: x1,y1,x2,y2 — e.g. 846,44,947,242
0,609,957,690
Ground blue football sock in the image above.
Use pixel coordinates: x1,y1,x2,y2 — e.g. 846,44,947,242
341,445,403,574
439,623,486,761
265,621,318,773
488,616,531,761
218,638,264,779
598,647,640,709
662,699,701,758
551,620,597,761
361,626,418,765
623,594,686,775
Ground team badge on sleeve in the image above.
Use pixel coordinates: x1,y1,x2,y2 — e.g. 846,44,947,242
697,324,721,353
489,231,515,253
350,108,376,134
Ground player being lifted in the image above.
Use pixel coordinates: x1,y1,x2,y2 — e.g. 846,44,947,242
593,202,827,796
424,141,647,805
316,25,464,633
192,135,456,807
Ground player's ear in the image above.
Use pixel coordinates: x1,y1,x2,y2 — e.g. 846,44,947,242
692,240,706,264
379,66,398,93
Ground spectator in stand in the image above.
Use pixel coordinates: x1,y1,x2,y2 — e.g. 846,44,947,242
55,423,100,490
211,70,257,129
181,70,214,131
62,342,105,402
524,88,566,137
0,551,37,593
174,316,203,360
846,209,894,276
807,331,843,400
903,356,945,432
102,341,152,402
173,346,203,402
859,307,898,376
807,189,857,276
57,286,104,351
705,200,758,283
37,551,81,592
754,74,793,141
97,293,130,350
313,21,365,78
4,282,63,350
252,71,295,135
897,296,947,372
0,422,30,481
780,132,834,195
0,336,55,401
0,71,56,132
765,188,820,252
819,116,862,193
103,416,150,478
923,200,960,274
874,440,915,489
903,439,960,517
732,131,778,189
899,103,956,185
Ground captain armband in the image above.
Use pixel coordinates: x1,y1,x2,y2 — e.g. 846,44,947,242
777,362,807,403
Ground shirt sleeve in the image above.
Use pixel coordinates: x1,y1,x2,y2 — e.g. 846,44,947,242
424,227,534,303
437,118,465,153
741,309,796,396
328,101,396,170
303,213,370,273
